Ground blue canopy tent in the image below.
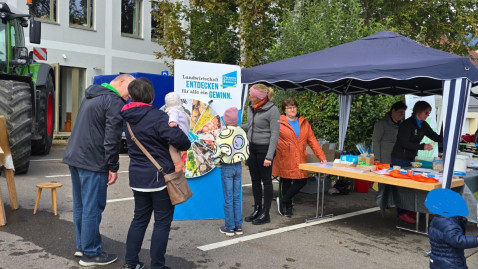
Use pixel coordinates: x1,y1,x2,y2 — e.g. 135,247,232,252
242,31,478,189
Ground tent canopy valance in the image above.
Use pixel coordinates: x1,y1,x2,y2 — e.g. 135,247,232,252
241,30,478,189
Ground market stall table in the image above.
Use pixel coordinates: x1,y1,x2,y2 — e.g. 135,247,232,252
299,163,465,234
378,169,478,224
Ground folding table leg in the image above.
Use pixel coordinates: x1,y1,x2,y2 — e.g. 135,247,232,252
396,212,429,236
306,174,333,223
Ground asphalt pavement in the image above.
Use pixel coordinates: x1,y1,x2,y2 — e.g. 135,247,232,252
1,142,478,269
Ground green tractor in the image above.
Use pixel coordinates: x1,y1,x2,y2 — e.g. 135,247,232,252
0,2,55,174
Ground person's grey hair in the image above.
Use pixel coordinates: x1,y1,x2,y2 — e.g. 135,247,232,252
111,73,135,83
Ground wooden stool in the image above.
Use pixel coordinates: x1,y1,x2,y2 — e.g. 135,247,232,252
33,182,63,216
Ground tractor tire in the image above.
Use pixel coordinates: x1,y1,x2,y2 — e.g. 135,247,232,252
0,80,32,174
31,74,55,155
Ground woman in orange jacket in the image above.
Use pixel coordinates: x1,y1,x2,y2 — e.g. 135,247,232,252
273,97,327,217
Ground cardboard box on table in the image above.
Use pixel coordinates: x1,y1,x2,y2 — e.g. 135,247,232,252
332,162,357,168
301,144,336,194
357,153,375,171
359,153,375,165
333,154,359,168
356,154,375,192
319,143,337,162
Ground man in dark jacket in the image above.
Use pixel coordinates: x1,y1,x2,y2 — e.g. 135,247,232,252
63,74,135,266
426,188,478,269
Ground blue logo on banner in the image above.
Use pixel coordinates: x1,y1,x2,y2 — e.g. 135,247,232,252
221,71,237,89
161,71,169,76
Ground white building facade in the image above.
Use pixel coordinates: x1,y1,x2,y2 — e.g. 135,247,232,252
6,0,169,135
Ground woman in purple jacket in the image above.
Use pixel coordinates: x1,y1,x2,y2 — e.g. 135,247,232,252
121,78,190,269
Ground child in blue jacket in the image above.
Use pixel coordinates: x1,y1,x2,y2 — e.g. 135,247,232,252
425,188,478,269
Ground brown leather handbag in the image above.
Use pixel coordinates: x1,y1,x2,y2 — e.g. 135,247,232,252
126,122,192,205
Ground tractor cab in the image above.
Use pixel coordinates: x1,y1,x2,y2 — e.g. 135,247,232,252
0,2,40,75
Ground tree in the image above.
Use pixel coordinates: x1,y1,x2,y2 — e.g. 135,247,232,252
237,0,295,67
152,0,189,70
268,0,400,151
151,0,294,70
188,1,240,65
360,0,478,56
268,0,373,61
273,90,402,151
152,0,475,150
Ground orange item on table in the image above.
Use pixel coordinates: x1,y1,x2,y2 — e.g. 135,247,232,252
388,170,410,178
374,163,390,171
410,174,438,183
387,170,438,183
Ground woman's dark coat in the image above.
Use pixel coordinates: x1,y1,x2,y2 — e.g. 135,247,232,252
121,104,191,189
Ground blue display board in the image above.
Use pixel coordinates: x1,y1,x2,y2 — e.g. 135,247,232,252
93,73,225,220
93,72,173,108
174,168,225,220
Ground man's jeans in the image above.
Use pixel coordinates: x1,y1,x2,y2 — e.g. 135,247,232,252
125,189,174,269
69,166,108,257
221,162,243,229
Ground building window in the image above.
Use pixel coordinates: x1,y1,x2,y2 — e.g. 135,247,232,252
30,0,57,23
151,1,163,40
122,0,142,37
69,0,94,29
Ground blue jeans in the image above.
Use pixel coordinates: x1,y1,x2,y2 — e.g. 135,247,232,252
221,162,243,229
70,166,108,257
125,189,174,269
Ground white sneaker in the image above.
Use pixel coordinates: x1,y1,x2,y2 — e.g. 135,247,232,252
276,197,284,216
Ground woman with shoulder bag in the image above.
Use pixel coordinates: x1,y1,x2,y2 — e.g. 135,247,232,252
120,78,191,269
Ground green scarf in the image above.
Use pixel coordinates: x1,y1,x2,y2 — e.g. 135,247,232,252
101,83,120,96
